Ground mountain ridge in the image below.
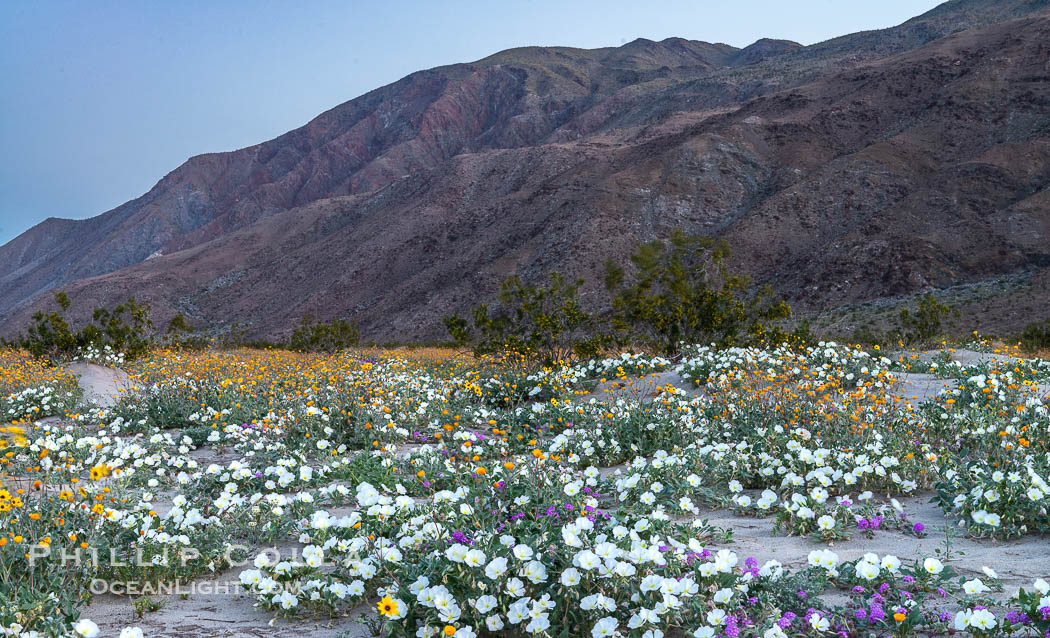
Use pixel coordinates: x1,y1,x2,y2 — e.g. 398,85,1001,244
3,0,1050,341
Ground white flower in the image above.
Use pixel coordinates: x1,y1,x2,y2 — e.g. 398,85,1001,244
576,550,602,571
475,595,497,613
485,556,508,579
523,560,548,584
968,608,997,630
119,629,144,638
810,614,830,631
486,615,505,631
1033,578,1050,595
713,588,733,604
707,609,727,626
592,617,619,638
272,591,298,609
963,578,990,595
923,557,944,575
513,544,534,561
74,620,100,638
857,561,880,581
881,555,901,572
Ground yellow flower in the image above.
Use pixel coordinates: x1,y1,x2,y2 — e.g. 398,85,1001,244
377,595,399,618
443,627,456,637
893,612,907,622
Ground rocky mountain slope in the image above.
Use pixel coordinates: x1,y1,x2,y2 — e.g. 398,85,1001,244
2,0,1050,341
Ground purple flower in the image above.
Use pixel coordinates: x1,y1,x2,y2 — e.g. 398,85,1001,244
722,619,739,638
852,586,866,594
854,608,868,620
913,522,925,534
858,519,870,530
1005,611,1031,625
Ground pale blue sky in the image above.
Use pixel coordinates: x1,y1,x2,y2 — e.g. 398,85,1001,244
0,0,943,244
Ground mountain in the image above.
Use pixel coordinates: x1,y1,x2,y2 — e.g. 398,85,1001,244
3,0,1050,341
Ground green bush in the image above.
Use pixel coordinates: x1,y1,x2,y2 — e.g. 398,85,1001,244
443,272,611,366
162,314,209,351
89,297,153,359
287,315,359,353
20,292,78,361
1019,318,1050,352
19,292,154,362
896,294,957,345
604,230,791,355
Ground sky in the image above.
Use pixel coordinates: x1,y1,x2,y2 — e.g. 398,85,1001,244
0,0,944,245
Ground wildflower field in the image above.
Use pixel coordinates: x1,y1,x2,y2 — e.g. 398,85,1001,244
2,343,1050,637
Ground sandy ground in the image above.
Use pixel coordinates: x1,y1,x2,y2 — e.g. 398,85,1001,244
68,361,132,408
71,351,1050,636
86,581,376,638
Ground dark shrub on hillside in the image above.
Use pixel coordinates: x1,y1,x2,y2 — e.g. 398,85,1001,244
288,315,360,353
20,292,154,362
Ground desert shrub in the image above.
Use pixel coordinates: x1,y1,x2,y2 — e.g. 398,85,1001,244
443,272,611,366
604,230,791,355
20,292,154,362
851,324,887,347
896,294,958,345
287,315,360,353
20,292,78,361
1018,318,1050,352
88,297,153,359
215,322,281,350
161,314,209,351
